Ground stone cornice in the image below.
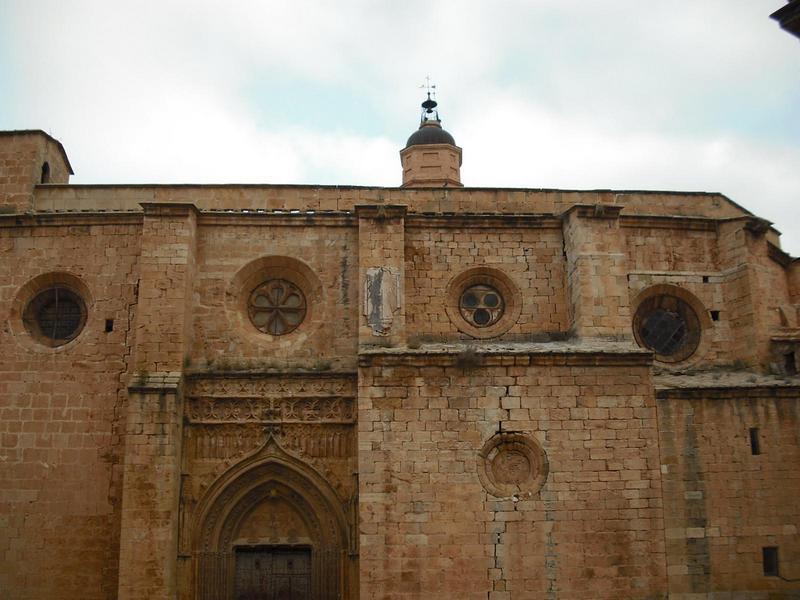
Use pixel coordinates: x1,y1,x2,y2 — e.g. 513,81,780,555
620,215,718,231
405,213,561,229
767,241,794,267
183,370,357,381
0,212,143,227
354,204,407,219
359,342,652,368
140,201,200,217
127,372,182,393
560,204,623,221
656,386,800,400
197,210,357,227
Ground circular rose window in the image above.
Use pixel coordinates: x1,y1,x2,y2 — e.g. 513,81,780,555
445,268,521,339
633,294,701,363
459,284,504,328
23,286,87,346
248,279,307,336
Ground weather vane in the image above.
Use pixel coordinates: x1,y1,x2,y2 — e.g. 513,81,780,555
419,75,437,100
418,76,439,122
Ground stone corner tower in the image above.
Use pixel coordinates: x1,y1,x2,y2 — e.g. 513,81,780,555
399,92,463,188
0,130,74,213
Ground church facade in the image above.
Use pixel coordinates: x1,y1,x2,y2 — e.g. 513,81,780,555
0,101,799,599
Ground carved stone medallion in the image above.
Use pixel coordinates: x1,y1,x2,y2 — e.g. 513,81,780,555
477,432,548,498
491,449,531,484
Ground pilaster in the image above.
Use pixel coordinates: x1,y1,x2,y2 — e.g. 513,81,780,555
718,217,786,368
117,202,198,599
356,205,407,348
562,204,631,338
788,259,800,304
117,375,184,600
132,202,199,372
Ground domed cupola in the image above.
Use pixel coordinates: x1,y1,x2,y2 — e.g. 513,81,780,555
400,89,463,188
405,121,456,148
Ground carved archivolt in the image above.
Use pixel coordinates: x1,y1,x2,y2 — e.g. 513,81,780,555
192,435,352,599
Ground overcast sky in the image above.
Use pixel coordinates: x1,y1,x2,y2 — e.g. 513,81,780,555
2,1,799,253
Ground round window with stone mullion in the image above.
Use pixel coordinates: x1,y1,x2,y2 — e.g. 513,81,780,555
248,279,307,336
23,286,87,346
633,294,701,363
459,284,504,328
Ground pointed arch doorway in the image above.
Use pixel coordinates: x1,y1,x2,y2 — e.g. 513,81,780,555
192,436,355,599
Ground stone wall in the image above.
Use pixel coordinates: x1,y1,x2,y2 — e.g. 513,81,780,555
0,131,71,213
1,126,798,600
658,388,800,598
358,348,667,600
405,223,568,341
191,218,359,369
0,218,140,599
31,185,752,221
623,223,719,273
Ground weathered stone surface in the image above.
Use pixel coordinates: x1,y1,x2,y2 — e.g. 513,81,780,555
0,129,798,599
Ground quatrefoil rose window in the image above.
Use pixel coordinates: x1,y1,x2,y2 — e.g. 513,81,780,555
248,279,307,336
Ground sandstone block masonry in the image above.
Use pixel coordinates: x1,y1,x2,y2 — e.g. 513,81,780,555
0,129,798,599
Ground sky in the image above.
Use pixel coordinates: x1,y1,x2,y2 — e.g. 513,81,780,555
1,1,799,253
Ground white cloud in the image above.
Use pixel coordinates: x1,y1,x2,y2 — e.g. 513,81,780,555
457,92,800,253
1,0,798,254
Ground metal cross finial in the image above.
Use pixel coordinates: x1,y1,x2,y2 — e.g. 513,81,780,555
419,76,437,99
418,76,440,122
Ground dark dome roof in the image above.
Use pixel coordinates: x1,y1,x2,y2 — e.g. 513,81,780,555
405,122,456,148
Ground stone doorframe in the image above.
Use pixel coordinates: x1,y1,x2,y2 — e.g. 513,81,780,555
191,435,352,599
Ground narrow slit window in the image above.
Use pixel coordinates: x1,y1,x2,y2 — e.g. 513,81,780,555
763,547,779,577
785,352,797,375
41,161,50,183
749,428,761,455
710,310,720,321
105,319,114,332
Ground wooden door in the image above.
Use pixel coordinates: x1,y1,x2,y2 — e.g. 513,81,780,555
234,547,311,600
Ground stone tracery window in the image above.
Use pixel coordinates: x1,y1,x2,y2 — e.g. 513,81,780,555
459,284,505,328
445,267,521,339
633,294,701,363
248,279,307,336
23,286,87,346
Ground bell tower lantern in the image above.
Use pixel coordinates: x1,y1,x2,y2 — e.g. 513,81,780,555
400,89,462,188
